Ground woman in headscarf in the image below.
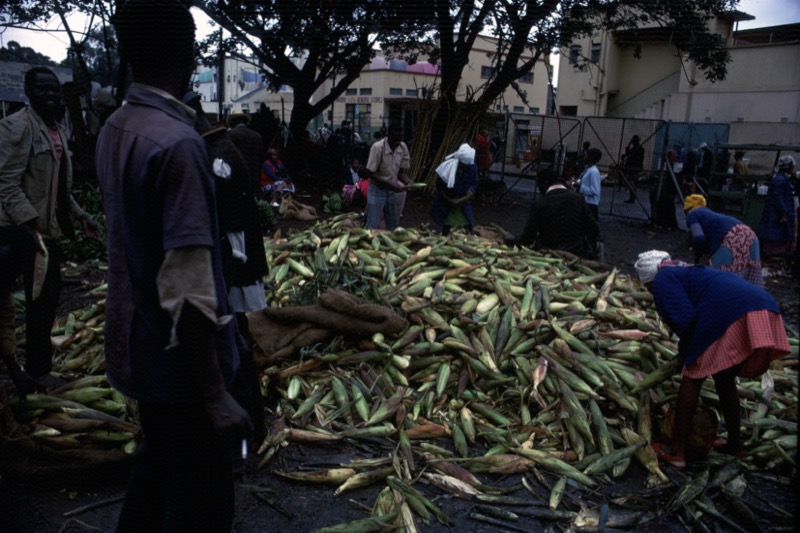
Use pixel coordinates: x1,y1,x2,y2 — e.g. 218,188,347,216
634,251,790,468
758,155,797,256
430,143,478,236
683,194,764,287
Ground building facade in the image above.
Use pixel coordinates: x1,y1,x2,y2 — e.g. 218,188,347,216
556,10,800,145
194,35,552,139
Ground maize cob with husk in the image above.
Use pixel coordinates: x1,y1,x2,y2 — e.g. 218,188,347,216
422,472,480,498
333,466,395,496
31,220,799,509
513,448,596,487
386,476,452,525
312,511,400,533
665,469,710,515
548,476,567,510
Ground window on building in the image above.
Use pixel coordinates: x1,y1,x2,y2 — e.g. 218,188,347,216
389,88,403,96
513,106,525,113
502,105,509,112
345,103,372,138
569,45,581,66
495,105,501,111
360,88,372,95
529,107,540,114
560,105,578,116
226,75,230,82
406,89,418,97
519,72,533,84
481,66,495,79
591,43,601,63
346,88,358,96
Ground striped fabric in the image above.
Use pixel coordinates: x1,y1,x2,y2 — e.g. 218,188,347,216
684,309,790,379
711,224,764,288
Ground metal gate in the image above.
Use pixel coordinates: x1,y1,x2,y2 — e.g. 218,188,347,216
496,113,582,199
660,122,730,158
582,117,668,222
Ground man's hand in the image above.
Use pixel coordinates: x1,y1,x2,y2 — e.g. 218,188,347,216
79,216,103,242
205,390,253,441
176,302,253,443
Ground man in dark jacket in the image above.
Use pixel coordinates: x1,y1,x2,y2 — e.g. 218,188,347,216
515,169,600,258
227,112,264,191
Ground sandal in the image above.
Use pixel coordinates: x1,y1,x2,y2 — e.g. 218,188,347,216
712,438,745,457
652,442,686,469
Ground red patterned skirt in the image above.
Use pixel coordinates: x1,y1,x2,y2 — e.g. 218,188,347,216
710,224,764,288
683,309,791,379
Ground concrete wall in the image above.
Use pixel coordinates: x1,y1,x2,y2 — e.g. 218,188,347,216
728,121,800,145
670,42,800,124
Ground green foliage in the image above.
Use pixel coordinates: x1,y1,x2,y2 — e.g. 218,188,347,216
57,184,106,263
254,198,278,234
321,192,344,214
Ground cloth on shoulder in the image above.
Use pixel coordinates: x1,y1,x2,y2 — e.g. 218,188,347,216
435,143,476,188
247,289,408,366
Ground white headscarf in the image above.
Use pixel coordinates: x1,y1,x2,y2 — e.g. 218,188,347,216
634,250,671,283
435,143,475,188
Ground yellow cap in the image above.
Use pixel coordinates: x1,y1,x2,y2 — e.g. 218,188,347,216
683,194,707,213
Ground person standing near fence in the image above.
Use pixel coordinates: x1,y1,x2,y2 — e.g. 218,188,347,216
473,128,492,182
578,148,602,221
622,135,644,204
758,155,797,257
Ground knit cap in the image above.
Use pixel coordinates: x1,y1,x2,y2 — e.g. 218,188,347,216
634,250,671,283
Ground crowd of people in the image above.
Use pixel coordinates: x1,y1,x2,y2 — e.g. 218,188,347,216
0,1,797,529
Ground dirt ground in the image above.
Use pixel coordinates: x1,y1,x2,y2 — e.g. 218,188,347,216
1,180,797,532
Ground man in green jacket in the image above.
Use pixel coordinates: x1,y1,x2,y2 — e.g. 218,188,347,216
0,66,100,392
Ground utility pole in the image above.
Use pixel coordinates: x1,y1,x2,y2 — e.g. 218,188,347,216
217,29,225,123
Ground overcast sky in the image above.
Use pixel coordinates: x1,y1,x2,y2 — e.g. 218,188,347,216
1,1,798,68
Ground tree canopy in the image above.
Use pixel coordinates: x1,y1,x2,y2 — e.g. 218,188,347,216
2,0,739,178
192,0,434,147
193,0,737,175
0,40,57,65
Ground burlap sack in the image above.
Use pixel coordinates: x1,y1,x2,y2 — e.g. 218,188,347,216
247,289,408,367
279,198,319,221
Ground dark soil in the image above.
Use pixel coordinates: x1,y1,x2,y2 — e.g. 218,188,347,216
1,179,797,532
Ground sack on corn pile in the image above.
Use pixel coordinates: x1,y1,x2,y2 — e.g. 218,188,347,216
472,225,505,243
248,288,408,365
279,197,319,221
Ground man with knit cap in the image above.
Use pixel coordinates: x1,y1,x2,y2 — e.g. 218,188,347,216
683,194,764,287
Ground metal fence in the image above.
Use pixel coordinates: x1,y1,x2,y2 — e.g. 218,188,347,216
581,117,668,222
495,113,582,199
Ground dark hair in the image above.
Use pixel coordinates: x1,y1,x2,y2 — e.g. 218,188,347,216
587,148,602,163
388,123,403,134
631,135,640,144
113,0,195,71
536,168,563,194
24,66,58,93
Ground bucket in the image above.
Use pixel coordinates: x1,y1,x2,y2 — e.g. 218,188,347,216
660,403,719,458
